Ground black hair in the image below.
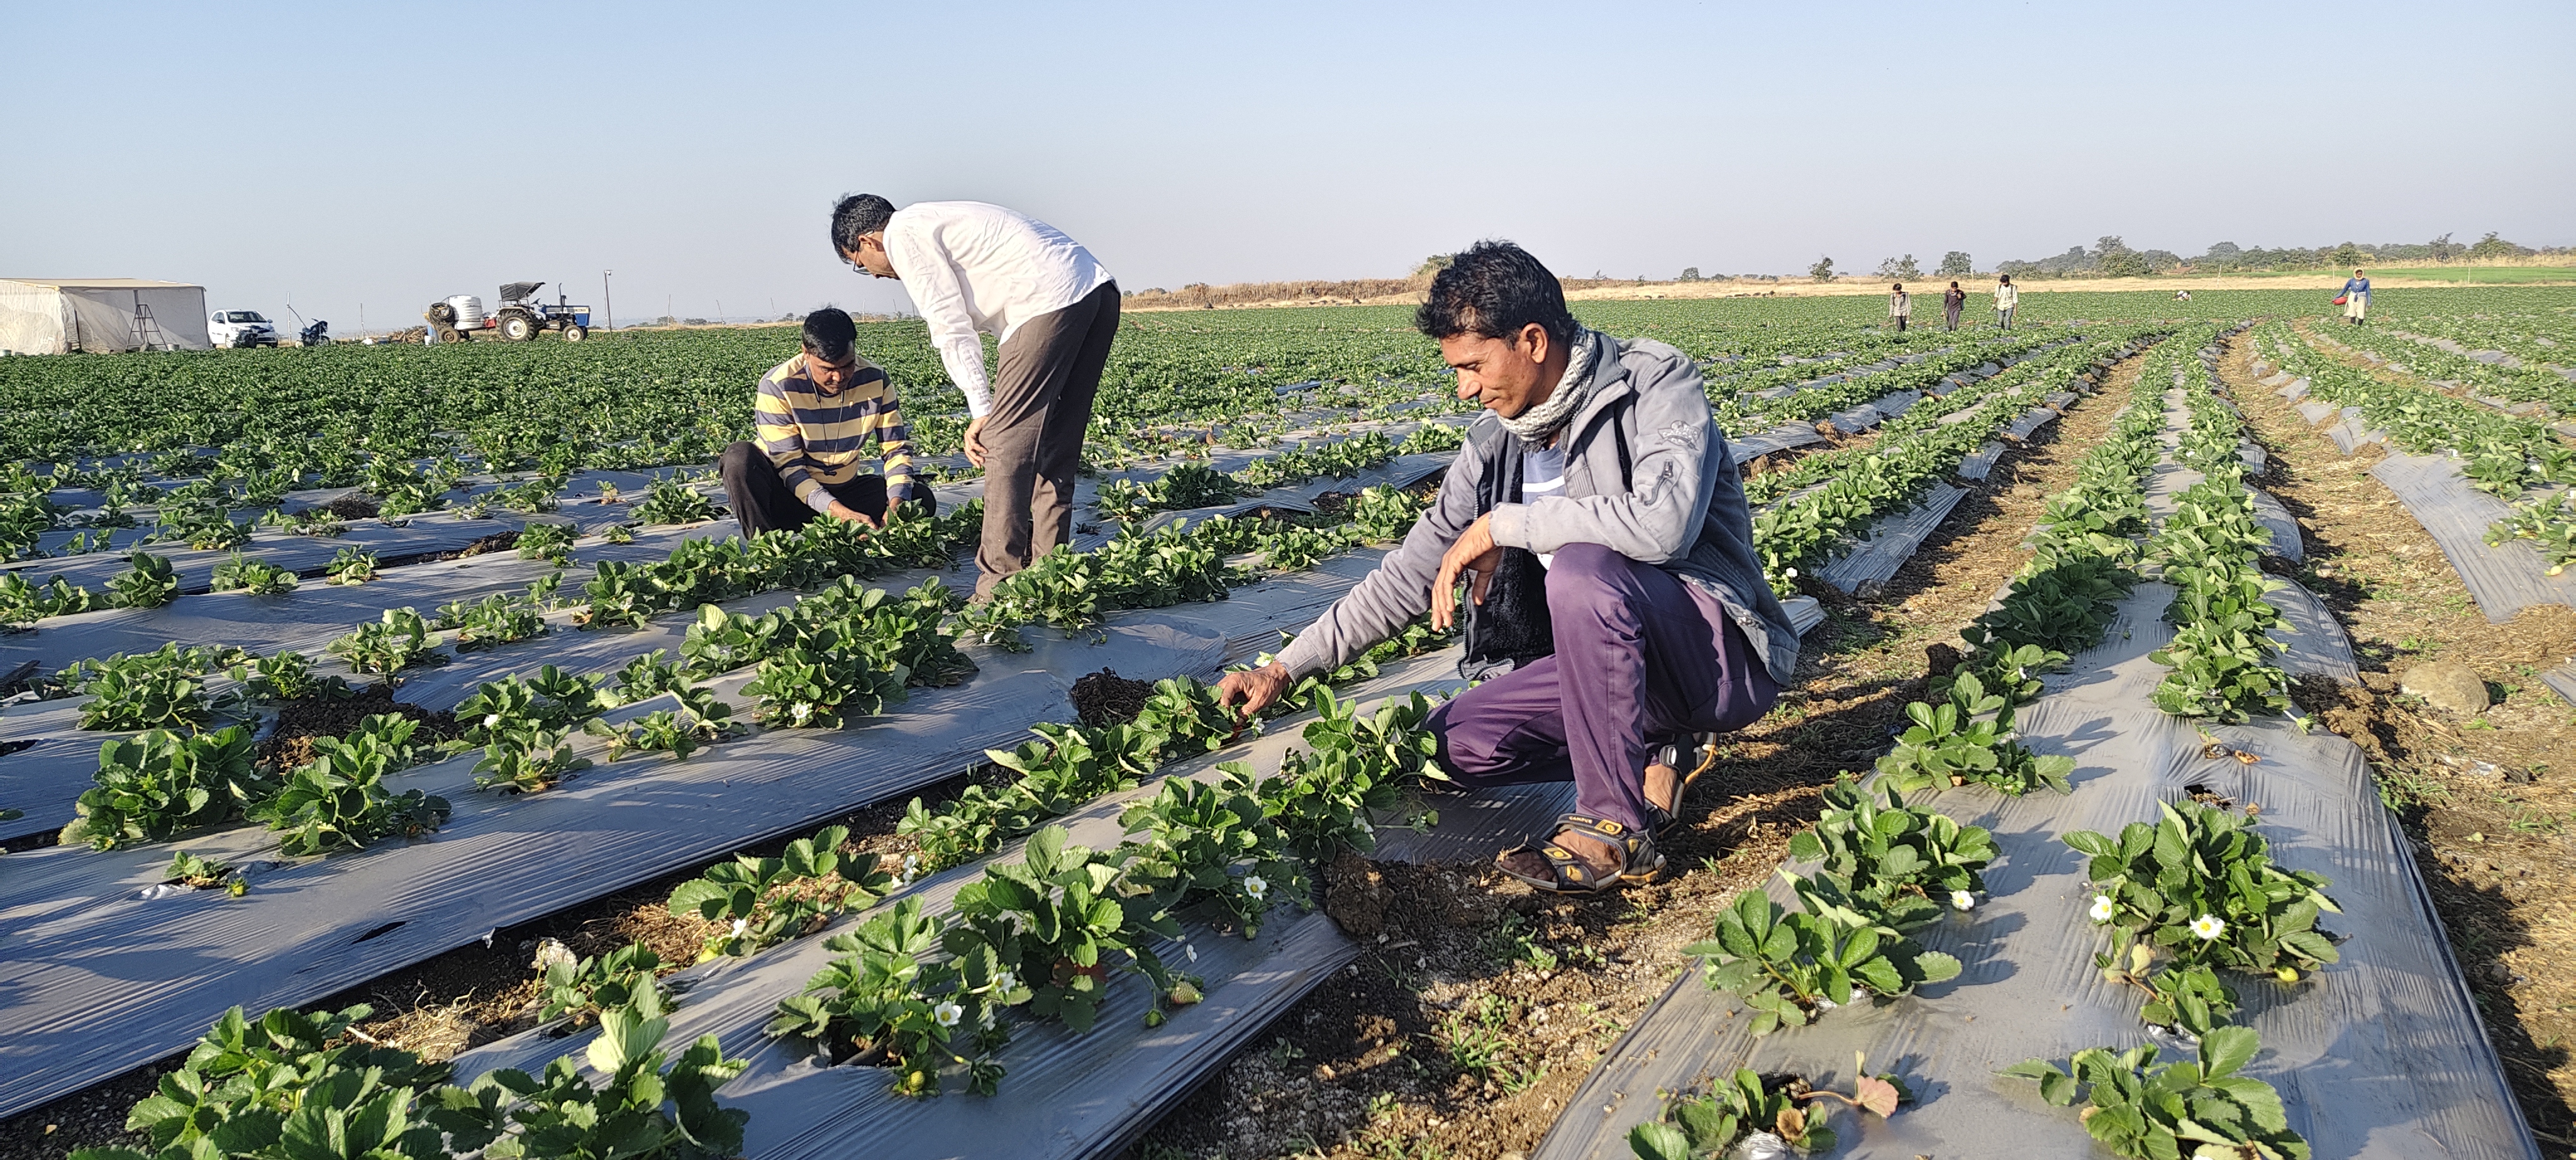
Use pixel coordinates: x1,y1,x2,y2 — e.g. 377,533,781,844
829,194,897,254
1414,240,1579,347
802,308,859,363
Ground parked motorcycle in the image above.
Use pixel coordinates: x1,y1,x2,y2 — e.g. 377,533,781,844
299,320,330,347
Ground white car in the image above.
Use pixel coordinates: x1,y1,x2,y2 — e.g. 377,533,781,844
208,310,280,348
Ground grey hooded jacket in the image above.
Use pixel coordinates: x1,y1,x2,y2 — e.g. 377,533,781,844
1274,328,1801,686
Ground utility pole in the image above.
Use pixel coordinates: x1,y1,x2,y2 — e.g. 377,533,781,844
602,270,614,330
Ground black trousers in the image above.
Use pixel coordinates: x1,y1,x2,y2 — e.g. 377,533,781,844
719,441,916,537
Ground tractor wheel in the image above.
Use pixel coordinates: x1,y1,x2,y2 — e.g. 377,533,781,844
562,325,588,343
428,301,457,325
500,314,536,342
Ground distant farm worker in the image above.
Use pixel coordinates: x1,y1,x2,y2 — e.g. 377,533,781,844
2175,289,2193,302
1994,273,2019,330
1889,284,1911,332
1943,281,1966,331
718,308,930,537
2341,269,2370,325
1214,241,1796,895
831,194,1119,599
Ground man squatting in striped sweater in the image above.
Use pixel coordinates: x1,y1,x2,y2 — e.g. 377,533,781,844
717,308,933,535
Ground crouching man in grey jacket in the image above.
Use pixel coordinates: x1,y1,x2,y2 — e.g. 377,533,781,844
1216,242,1799,893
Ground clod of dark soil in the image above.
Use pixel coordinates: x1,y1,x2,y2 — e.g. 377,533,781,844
1070,668,1155,728
321,494,381,520
264,686,461,770
1323,848,1392,938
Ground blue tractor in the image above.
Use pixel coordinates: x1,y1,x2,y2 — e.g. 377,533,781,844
490,281,592,342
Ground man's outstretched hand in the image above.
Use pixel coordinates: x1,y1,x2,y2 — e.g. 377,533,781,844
1429,513,1503,633
824,501,878,530
1214,660,1294,718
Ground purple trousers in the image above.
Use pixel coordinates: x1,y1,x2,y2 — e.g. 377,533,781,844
1430,542,1780,834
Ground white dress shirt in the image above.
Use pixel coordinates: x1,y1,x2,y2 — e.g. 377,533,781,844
881,201,1114,418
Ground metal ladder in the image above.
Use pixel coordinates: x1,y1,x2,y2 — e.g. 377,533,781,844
130,301,172,351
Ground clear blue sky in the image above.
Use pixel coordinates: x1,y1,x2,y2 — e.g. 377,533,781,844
3,0,2567,333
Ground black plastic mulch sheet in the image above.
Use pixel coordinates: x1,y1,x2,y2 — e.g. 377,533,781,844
442,650,1560,1160
1536,583,2538,1160
0,556,1393,1118
0,521,724,678
2370,453,2576,623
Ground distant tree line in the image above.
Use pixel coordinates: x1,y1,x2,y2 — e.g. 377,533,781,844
1988,232,2563,279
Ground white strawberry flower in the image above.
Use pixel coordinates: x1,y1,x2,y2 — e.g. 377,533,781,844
992,970,1016,993
2089,894,2116,922
1243,874,1268,902
1951,890,1975,912
2191,913,2226,940
933,1001,963,1028
1784,567,1800,579
730,917,748,938
484,713,503,728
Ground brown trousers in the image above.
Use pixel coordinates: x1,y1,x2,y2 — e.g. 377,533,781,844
977,280,1119,597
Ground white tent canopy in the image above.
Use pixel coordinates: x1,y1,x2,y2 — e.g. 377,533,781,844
0,279,210,354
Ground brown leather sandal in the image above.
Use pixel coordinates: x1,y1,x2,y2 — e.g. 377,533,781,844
1495,814,1665,895
1646,733,1723,840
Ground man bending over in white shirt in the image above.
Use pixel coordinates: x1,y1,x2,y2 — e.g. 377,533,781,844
832,194,1119,599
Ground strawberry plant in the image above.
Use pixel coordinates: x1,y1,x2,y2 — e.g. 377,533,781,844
69,1004,457,1160
2065,801,2342,979
163,850,238,890
2148,476,2290,723
766,897,1024,1097
1224,688,1441,863
1687,890,1963,1036
448,666,613,749
2096,947,2241,1040
1874,670,2072,796
588,686,740,762
1116,777,1298,937
445,1007,749,1160
2487,490,2576,575
104,549,180,609
1787,779,1996,929
947,826,1154,1037
64,727,273,849
76,647,236,732
491,474,565,515
0,570,97,627
741,637,909,728
610,649,689,702
323,545,379,583
287,506,347,538
900,679,1239,873
667,825,893,960
472,727,593,794
256,714,450,856
230,650,352,703
209,552,297,596
633,478,717,525
577,559,655,628
536,942,672,1028
514,519,577,564
327,608,440,677
1629,1065,1906,1159
437,591,549,651
2000,1030,2309,1160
